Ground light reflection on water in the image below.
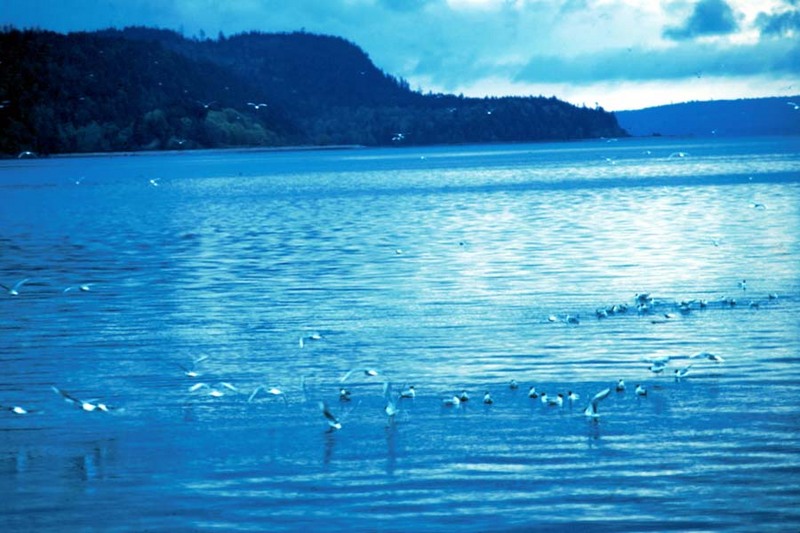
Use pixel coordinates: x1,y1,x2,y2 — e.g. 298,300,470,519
1,136,799,531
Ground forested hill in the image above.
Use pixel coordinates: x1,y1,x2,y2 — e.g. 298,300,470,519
0,27,626,155
615,97,800,138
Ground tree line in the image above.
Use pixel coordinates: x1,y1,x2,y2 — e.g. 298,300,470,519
0,27,627,155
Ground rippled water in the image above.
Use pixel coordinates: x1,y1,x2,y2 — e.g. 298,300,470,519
1,137,799,531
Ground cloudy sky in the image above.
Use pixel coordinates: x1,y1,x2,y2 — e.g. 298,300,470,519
3,0,799,110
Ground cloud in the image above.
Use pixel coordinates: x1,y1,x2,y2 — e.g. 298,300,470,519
664,0,739,40
756,2,800,36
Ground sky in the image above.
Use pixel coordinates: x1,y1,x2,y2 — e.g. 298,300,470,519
2,0,799,110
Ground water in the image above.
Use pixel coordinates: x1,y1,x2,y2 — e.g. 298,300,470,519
1,136,799,531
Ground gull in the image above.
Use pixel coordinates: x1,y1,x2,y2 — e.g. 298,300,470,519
63,283,93,293
399,385,416,399
583,388,611,418
248,385,287,405
547,315,558,322
635,293,653,305
188,382,238,397
320,401,342,431
148,178,160,187
340,368,380,383
2,404,35,415
787,101,799,110
51,386,113,412
768,292,778,300
1,278,29,296
458,390,470,402
197,100,216,109
615,379,626,392
691,351,724,363
442,396,461,407
547,393,564,407
738,279,747,291
339,388,352,402
483,391,493,404
527,386,539,399
564,315,580,325
383,382,400,420
668,151,689,158
674,364,693,380
751,202,766,209
710,238,721,247
649,361,668,374
635,384,647,396
539,392,549,405
299,332,323,348
176,355,208,378
567,391,580,402
509,379,519,390
247,102,268,110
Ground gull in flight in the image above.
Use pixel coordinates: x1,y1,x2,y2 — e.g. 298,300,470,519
320,401,342,431
690,352,724,363
63,283,93,293
248,385,287,404
188,381,239,397
299,332,323,348
2,404,35,415
674,364,693,380
176,355,209,378
340,368,381,383
52,386,115,412
787,102,799,110
1,278,29,296
247,102,268,110
583,388,611,418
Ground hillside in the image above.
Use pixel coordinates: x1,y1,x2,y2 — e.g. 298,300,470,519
615,97,800,138
0,27,626,155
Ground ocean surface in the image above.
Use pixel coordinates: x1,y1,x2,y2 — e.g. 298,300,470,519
1,136,799,532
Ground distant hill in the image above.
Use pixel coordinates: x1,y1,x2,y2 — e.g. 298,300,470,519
0,27,626,155
615,97,800,138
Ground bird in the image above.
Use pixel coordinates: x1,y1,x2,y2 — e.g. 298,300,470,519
751,202,766,209
197,100,216,109
339,388,352,402
399,385,416,399
63,283,93,293
483,391,493,404
1,278,29,296
539,392,549,405
176,355,208,378
635,384,647,396
738,279,747,291
583,388,611,418
340,368,380,383
691,352,724,363
509,379,519,390
548,393,564,407
668,151,689,158
148,178,160,187
188,382,238,397
319,401,342,431
442,396,461,407
567,391,580,402
787,101,799,110
2,405,34,415
247,102,268,110
615,379,626,392
299,332,323,348
674,365,693,380
649,361,668,374
458,390,470,402
51,386,113,412
768,292,778,300
527,386,539,399
248,385,287,404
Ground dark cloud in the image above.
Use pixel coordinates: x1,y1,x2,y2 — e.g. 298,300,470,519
663,0,739,40
756,4,800,36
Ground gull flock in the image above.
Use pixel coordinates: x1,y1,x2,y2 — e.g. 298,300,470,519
1,284,757,431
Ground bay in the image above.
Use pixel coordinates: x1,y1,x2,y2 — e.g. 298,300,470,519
1,136,799,531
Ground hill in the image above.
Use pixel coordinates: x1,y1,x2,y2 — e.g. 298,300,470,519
615,97,800,138
0,27,626,155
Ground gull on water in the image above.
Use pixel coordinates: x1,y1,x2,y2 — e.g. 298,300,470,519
319,401,342,431
528,386,539,399
2,405,34,415
548,393,564,407
509,379,519,390
442,396,461,407
458,390,470,402
567,391,580,402
738,279,747,291
583,388,611,419
1,278,29,296
615,379,626,392
483,391,493,404
339,388,352,402
399,385,416,399
635,384,648,397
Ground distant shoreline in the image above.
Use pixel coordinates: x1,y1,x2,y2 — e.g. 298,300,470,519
6,144,368,160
